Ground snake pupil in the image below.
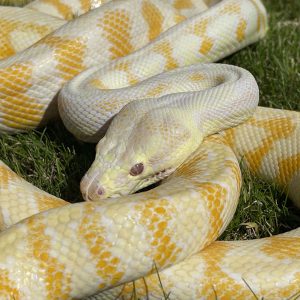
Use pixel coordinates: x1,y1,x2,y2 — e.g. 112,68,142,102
130,163,144,176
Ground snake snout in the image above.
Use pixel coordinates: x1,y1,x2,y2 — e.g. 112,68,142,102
80,173,105,201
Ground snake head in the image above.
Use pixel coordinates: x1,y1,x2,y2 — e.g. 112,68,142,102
80,98,201,201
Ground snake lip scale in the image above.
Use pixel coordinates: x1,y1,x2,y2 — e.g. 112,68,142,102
1,0,300,299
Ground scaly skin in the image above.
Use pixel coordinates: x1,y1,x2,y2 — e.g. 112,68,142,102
79,63,259,200
1,108,300,299
0,7,65,59
0,135,241,299
0,0,209,61
93,107,300,299
1,0,299,299
0,0,113,60
0,0,208,133
59,0,268,141
0,0,267,133
25,0,110,20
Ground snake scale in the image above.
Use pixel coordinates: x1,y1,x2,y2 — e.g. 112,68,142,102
0,0,300,299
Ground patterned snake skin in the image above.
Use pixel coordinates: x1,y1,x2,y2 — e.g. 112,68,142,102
1,108,300,299
0,0,300,299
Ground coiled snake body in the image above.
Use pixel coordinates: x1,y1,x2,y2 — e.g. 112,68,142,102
0,0,300,299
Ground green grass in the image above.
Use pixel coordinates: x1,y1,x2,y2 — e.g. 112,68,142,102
0,128,95,202
223,1,300,111
0,0,31,5
1,0,299,240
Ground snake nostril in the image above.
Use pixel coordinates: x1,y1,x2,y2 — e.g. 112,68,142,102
97,186,105,196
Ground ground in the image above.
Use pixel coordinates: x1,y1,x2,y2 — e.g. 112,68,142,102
0,0,300,241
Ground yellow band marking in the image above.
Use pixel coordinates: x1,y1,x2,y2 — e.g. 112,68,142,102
90,78,108,89
200,183,227,245
199,37,214,55
236,18,247,42
146,83,169,97
0,269,20,300
0,63,45,129
42,36,87,81
142,1,163,41
38,0,74,20
201,242,252,298
189,73,205,82
79,203,125,289
113,61,139,85
243,117,296,173
174,0,193,10
220,2,241,15
190,18,214,55
173,13,187,24
249,0,267,32
277,153,300,187
262,236,300,260
135,196,181,268
98,9,134,60
153,41,178,70
34,193,67,212
0,19,53,59
27,217,71,299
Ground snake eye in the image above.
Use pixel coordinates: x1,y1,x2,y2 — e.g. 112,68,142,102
130,163,144,176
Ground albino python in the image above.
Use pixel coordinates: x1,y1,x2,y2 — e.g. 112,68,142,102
0,0,300,299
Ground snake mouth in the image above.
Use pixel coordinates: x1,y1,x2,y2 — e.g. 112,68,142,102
133,167,176,193
81,166,176,201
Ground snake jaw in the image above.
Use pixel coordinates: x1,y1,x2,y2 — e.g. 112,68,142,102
81,164,176,201
81,150,177,200
133,167,176,192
